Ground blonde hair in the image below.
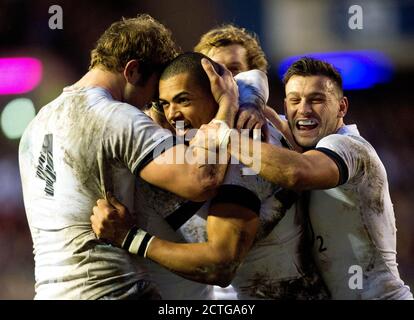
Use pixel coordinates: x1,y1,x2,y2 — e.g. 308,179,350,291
89,14,179,81
194,24,268,73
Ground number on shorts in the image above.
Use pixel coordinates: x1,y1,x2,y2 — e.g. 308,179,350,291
36,134,56,196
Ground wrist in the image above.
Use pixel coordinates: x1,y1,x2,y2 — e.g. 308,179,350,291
210,119,233,150
122,226,155,258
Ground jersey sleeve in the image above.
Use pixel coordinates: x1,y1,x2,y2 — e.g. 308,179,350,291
102,103,175,175
210,161,278,216
315,134,370,186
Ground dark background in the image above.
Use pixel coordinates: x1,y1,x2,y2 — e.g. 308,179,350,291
0,0,413,299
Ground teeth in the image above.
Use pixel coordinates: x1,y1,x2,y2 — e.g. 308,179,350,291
298,119,317,126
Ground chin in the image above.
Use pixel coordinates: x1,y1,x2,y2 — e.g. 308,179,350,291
295,136,318,149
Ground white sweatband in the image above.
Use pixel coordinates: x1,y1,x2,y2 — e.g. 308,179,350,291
235,69,269,109
123,227,154,257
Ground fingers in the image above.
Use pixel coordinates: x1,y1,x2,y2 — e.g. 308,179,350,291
90,212,107,240
201,58,220,80
263,106,284,129
90,214,99,236
259,122,270,142
246,115,262,132
236,110,250,130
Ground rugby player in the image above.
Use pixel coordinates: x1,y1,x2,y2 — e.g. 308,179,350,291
207,57,413,300
18,15,238,299
91,52,328,299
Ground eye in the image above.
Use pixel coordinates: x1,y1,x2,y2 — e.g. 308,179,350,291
158,101,169,109
177,97,190,105
311,98,324,104
289,98,300,104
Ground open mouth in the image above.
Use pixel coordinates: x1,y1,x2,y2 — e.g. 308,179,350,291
296,119,319,131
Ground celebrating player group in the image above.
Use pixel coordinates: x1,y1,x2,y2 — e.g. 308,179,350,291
19,14,413,300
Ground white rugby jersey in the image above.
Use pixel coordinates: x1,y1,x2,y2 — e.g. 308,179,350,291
308,124,413,300
178,124,328,300
134,179,214,300
19,87,172,299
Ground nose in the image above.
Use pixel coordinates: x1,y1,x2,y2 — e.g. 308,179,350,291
166,103,184,125
297,100,313,116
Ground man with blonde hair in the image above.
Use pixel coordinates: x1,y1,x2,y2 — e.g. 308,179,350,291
195,24,268,75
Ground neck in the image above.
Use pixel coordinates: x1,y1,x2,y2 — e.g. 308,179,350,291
72,68,125,101
335,120,345,133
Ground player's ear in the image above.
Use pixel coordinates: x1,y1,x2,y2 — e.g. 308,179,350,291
338,96,348,118
123,60,141,85
283,98,288,115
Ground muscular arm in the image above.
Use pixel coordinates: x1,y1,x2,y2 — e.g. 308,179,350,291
230,138,340,191
147,203,258,287
140,144,228,202
91,195,259,287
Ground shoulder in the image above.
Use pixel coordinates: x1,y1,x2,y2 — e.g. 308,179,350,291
317,131,385,184
317,132,377,161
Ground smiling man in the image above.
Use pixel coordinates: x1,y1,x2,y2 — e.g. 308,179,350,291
214,57,413,299
91,53,274,296
18,15,240,300
91,53,328,300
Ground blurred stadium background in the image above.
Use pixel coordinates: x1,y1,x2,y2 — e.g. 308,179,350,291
0,0,413,299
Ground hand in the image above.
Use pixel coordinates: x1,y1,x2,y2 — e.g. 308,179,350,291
263,106,302,152
90,193,136,247
190,120,232,152
236,104,269,142
201,58,239,126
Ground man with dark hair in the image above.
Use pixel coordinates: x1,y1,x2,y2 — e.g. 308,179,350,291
19,15,238,300
149,24,271,139
91,52,328,300
205,57,413,299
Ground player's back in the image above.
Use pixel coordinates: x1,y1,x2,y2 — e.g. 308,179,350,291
19,87,162,299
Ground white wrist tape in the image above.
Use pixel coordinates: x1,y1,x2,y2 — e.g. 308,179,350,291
235,69,269,109
211,119,232,149
123,227,154,257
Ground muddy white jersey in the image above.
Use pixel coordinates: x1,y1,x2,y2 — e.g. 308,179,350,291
308,124,413,300
179,124,328,299
19,86,172,299
134,179,214,300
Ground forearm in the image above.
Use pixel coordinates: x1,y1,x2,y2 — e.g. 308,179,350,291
146,238,237,287
230,138,340,190
142,143,229,202
214,99,238,128
229,138,306,190
183,145,230,201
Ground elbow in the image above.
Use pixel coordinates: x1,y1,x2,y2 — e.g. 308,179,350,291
213,273,235,288
187,174,221,202
205,252,241,287
207,262,239,288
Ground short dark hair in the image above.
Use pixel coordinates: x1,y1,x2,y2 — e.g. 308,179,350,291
160,52,223,93
283,57,343,95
